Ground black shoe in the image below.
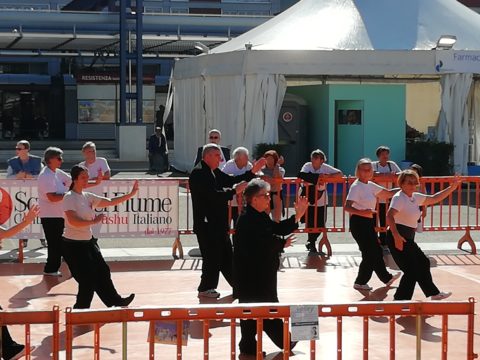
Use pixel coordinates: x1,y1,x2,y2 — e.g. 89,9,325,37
3,342,25,360
117,293,135,307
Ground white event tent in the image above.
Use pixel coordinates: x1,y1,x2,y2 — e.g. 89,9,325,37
172,0,480,173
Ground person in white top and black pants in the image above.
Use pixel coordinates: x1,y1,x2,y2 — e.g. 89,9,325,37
298,149,343,253
62,165,138,309
37,147,72,276
345,158,401,291
372,146,401,252
386,170,460,301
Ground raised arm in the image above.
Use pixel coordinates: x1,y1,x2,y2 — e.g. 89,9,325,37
422,176,461,207
96,180,138,208
0,205,39,239
376,187,399,201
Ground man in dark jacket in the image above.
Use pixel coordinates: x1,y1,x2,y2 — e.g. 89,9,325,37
194,129,230,168
148,126,168,174
233,178,308,356
189,144,265,298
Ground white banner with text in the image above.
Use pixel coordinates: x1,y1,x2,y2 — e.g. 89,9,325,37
0,179,178,239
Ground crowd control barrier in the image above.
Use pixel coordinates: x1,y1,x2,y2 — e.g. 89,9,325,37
64,299,477,360
0,306,60,360
1,176,479,262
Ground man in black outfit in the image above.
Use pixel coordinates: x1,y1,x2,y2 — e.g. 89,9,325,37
194,129,230,168
233,179,308,356
189,144,265,298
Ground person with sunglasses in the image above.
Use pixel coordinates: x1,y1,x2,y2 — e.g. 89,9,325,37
386,170,460,301
4,140,45,249
233,179,308,356
194,129,230,169
0,204,39,360
37,147,101,276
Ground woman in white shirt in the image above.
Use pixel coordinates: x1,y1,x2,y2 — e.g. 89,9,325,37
62,165,138,309
345,158,401,291
386,170,460,301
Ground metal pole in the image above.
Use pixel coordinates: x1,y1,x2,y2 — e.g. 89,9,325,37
119,0,127,125
136,0,143,124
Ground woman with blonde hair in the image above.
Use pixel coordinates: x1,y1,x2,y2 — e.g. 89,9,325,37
345,158,401,291
386,170,460,300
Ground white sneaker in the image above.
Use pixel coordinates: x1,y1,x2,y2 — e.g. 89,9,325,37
353,283,373,291
431,291,452,301
198,289,220,298
43,271,62,277
386,272,402,287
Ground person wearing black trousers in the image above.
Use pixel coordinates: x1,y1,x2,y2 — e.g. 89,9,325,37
189,144,266,299
344,158,401,291
233,179,308,356
37,147,101,277
62,165,137,309
0,205,39,360
297,149,343,253
386,170,460,300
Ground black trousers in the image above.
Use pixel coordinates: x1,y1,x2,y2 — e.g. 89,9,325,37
62,238,122,308
377,203,387,246
305,205,326,244
350,215,392,285
1,305,17,358
386,225,440,300
40,218,64,273
239,318,285,354
195,228,233,292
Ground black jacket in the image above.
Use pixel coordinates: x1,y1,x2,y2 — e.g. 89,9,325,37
194,146,230,167
233,205,298,302
189,160,254,234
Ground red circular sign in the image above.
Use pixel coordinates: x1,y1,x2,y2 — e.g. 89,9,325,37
282,111,293,123
0,188,13,225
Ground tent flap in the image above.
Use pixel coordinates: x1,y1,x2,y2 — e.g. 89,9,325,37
173,74,286,172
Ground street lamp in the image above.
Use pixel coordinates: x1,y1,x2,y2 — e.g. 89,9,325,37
436,35,457,50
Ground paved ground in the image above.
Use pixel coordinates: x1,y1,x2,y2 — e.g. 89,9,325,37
0,255,478,359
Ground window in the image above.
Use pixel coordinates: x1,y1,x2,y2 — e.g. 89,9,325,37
170,7,188,13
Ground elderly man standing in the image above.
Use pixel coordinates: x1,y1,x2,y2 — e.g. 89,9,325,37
79,141,111,180
222,147,253,224
194,129,230,168
189,144,265,298
233,179,308,356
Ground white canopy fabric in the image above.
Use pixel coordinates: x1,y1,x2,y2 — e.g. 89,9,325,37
436,73,473,174
173,0,480,172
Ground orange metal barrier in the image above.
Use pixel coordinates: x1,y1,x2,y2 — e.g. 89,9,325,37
64,299,477,360
175,175,479,258
0,305,60,360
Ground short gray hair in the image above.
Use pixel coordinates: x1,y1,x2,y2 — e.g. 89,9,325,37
202,143,220,158
44,147,63,164
232,147,249,158
311,149,326,161
82,141,96,151
244,178,270,205
209,129,221,137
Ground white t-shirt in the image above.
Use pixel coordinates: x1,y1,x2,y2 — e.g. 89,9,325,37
79,157,110,179
37,167,71,218
373,161,401,174
389,191,427,228
373,161,401,203
300,162,341,206
63,190,107,240
221,159,252,207
346,179,383,211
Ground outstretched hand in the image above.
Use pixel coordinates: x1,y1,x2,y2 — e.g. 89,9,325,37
130,180,139,196
23,205,40,224
251,158,267,174
294,196,308,222
451,174,462,189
